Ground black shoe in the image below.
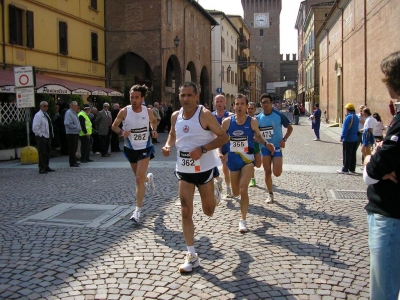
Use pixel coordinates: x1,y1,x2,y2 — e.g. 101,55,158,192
39,170,48,174
70,164,80,167
102,153,111,157
87,159,94,162
45,168,55,172
81,160,88,163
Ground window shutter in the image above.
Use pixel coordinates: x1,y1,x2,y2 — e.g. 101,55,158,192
91,32,98,61
59,22,68,55
9,5,17,44
27,11,34,48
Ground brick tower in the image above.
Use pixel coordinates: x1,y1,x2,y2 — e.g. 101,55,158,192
242,0,282,94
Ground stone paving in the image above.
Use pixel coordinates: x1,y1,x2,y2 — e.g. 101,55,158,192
0,117,370,299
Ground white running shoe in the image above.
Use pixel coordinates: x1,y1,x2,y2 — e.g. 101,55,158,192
130,209,141,223
145,173,155,193
239,220,248,232
225,186,233,198
266,193,274,204
214,178,222,207
179,252,200,273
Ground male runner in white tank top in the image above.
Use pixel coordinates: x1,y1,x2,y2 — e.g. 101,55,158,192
111,85,158,224
162,82,229,273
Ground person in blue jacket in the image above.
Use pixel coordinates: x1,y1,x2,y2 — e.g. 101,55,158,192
337,103,359,175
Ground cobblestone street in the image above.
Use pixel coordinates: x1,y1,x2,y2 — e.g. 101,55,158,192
0,117,370,299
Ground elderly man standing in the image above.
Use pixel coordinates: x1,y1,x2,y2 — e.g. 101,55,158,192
32,101,55,174
64,101,81,167
152,102,161,143
95,102,112,157
78,104,93,163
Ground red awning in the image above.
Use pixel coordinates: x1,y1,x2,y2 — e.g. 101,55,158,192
0,69,122,96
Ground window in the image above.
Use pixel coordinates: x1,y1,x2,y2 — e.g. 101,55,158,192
91,32,98,61
90,0,97,10
26,11,34,48
167,0,172,24
260,29,264,37
9,5,34,48
59,21,68,55
221,37,225,52
221,66,224,81
231,46,234,59
227,69,230,83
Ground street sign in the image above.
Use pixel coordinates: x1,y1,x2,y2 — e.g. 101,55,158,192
16,87,35,108
14,66,36,88
216,87,222,93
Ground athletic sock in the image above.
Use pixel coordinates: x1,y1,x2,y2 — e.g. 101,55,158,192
187,246,196,256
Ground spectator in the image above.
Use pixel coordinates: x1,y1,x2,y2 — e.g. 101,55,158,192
310,102,321,141
363,50,400,300
337,103,359,175
78,104,93,163
89,107,101,154
151,102,161,143
372,112,385,142
357,105,367,165
64,101,81,167
361,108,375,161
110,103,121,152
293,104,300,125
95,102,112,157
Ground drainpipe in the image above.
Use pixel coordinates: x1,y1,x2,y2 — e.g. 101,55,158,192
183,0,193,82
1,0,5,69
363,0,367,106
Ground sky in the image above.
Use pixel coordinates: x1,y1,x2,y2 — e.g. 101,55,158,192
197,0,303,55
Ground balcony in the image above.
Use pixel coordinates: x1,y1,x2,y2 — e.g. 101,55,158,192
238,56,249,69
238,35,248,49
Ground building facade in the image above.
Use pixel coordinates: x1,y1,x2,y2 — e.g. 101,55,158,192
209,11,240,108
1,0,106,88
105,0,217,108
242,0,281,95
317,0,399,124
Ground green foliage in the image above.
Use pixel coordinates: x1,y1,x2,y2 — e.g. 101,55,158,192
0,121,35,150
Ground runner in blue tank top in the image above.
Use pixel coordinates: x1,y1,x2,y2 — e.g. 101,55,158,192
221,94,274,233
256,93,293,204
212,94,233,198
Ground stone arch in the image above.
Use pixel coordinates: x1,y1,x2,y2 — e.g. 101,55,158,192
108,52,153,104
165,55,182,109
199,66,210,106
185,61,197,84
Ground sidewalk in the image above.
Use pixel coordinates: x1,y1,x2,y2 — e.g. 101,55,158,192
0,118,370,299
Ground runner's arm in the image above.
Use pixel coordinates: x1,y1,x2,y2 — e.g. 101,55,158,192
111,108,127,137
162,111,178,157
251,117,274,154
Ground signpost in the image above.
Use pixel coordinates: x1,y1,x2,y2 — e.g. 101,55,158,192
14,66,37,164
216,87,222,94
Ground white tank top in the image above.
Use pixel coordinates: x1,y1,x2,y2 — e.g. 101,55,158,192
122,106,151,150
175,105,219,173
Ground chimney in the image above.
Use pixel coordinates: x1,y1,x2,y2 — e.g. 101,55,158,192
280,54,283,61
286,54,290,61
293,53,297,61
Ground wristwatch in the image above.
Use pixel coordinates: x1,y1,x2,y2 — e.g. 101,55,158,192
282,138,287,142
200,146,208,153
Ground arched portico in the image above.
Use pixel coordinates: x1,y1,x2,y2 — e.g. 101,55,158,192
165,55,182,110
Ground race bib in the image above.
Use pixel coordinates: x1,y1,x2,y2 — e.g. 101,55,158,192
260,126,274,140
179,151,201,172
230,136,249,153
130,127,149,141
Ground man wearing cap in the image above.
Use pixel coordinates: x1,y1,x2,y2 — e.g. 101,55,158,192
95,102,112,157
78,104,93,163
337,103,359,175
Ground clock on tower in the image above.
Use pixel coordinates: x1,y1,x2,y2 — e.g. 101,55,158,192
254,13,269,28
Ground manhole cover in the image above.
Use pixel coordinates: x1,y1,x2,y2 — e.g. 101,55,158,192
17,203,132,228
53,209,107,221
331,190,367,200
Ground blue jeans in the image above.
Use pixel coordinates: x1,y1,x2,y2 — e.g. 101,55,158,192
368,212,400,300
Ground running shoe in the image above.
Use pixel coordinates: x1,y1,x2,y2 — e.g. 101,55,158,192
145,173,155,193
225,186,233,198
266,193,274,204
249,178,256,187
130,209,141,223
179,252,200,273
239,220,248,232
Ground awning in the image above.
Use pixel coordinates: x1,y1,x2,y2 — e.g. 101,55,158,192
0,69,122,96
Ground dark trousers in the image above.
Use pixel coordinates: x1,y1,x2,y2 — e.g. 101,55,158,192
99,130,110,155
356,131,364,163
36,136,51,171
92,133,100,153
313,122,320,139
80,135,90,161
111,131,120,151
67,134,79,166
342,141,357,172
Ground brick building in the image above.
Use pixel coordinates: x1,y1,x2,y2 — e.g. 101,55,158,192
317,0,399,125
105,0,217,108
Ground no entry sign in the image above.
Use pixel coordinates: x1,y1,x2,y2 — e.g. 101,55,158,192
14,66,36,88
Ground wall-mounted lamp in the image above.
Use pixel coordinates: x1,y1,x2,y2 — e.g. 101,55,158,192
227,65,231,72
173,36,180,47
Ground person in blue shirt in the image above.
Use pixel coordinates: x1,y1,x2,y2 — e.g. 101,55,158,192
256,94,293,204
337,103,359,175
221,94,274,232
310,102,322,141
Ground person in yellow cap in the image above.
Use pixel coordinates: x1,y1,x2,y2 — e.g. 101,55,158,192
337,103,359,175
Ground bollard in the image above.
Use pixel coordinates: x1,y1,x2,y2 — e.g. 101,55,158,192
20,146,38,165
